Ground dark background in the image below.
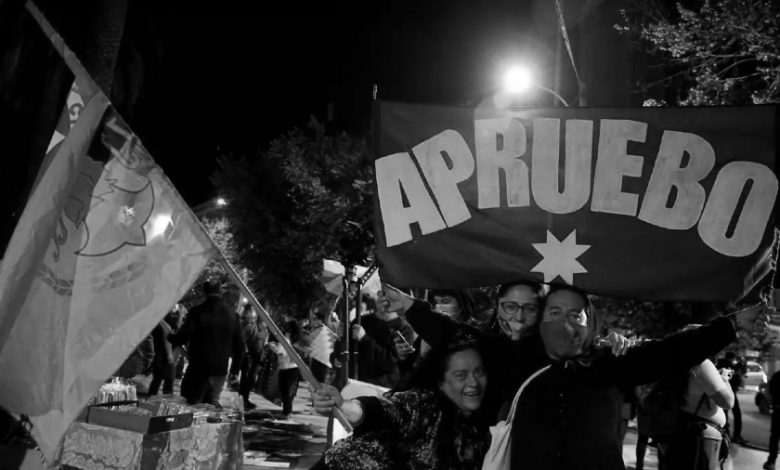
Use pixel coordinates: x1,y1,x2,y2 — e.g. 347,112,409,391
0,0,652,253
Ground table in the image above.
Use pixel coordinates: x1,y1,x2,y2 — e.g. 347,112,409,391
60,420,242,470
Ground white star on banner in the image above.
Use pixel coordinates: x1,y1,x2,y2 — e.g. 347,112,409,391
531,230,590,285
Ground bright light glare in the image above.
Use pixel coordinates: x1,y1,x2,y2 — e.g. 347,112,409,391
150,213,172,239
503,66,533,94
216,197,227,207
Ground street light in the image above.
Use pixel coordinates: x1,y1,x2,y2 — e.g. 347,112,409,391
216,197,227,207
496,64,570,108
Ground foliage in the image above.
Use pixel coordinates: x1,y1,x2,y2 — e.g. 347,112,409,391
213,117,374,317
617,0,780,105
609,0,779,351
182,216,245,310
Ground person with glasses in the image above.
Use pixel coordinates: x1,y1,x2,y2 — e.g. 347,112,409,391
389,283,768,470
488,281,544,340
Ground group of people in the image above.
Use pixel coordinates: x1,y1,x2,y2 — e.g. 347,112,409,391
309,280,769,470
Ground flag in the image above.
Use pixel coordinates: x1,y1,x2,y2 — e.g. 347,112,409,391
320,259,381,298
0,7,215,462
373,101,779,302
307,325,338,367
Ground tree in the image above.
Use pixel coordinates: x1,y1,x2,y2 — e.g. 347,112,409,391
213,117,374,317
181,216,246,311
617,0,780,105
606,0,780,349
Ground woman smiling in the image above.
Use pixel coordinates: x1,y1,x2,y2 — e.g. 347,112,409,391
312,331,493,470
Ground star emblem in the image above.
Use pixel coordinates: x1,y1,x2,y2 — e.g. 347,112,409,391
531,230,590,285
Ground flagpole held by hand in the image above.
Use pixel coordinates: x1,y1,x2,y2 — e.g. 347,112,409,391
217,257,353,432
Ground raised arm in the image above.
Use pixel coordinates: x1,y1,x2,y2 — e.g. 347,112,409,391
611,306,768,386
313,385,431,435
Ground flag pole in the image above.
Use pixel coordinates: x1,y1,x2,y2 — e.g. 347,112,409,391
217,258,352,431
25,0,353,432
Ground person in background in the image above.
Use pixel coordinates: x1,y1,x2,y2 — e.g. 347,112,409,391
115,333,154,382
634,384,653,470
618,385,638,446
429,289,478,325
663,347,735,470
393,288,478,372
269,319,304,420
716,351,747,444
764,370,780,470
352,294,415,388
169,281,245,406
148,305,181,396
238,304,267,410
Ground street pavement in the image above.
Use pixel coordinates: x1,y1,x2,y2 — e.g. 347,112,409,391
735,388,771,450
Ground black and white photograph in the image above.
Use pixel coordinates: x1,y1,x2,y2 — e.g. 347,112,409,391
0,0,779,469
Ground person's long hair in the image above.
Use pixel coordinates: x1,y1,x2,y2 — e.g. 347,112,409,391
397,336,493,467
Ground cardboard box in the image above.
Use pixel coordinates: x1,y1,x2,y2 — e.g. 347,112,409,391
86,406,192,434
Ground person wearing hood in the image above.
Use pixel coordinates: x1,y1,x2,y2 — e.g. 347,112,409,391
388,283,768,470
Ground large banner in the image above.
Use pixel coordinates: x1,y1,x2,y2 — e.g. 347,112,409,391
373,102,779,302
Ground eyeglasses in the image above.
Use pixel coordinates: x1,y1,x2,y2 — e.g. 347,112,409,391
499,302,539,317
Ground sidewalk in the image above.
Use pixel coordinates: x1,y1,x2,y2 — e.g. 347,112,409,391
622,429,769,469
219,382,327,470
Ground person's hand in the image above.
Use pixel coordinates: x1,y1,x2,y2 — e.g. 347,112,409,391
507,320,525,339
311,384,344,415
382,283,415,314
732,304,773,333
159,321,173,335
351,324,366,341
601,332,633,357
393,336,415,360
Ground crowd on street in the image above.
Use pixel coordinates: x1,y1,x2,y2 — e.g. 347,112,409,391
114,278,780,470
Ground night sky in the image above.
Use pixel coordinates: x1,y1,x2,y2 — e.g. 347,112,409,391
140,0,540,205
0,0,550,207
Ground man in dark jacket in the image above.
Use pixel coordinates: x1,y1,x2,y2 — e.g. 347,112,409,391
393,284,768,470
239,304,267,410
169,281,245,406
148,306,181,395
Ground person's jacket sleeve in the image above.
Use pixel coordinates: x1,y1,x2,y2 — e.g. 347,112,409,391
354,390,430,435
609,316,736,386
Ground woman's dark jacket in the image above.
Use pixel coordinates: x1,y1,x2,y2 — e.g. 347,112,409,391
406,300,737,470
324,388,490,470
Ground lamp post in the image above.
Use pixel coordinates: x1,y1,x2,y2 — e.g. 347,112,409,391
496,64,571,108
